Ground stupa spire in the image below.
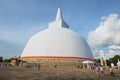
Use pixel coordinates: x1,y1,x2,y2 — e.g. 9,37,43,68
56,7,62,20
48,7,69,28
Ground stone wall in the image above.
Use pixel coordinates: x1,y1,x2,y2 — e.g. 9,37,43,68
20,58,85,67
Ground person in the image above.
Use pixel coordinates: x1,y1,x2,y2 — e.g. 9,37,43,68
80,64,83,69
85,65,87,69
87,65,90,69
100,65,104,75
92,64,95,70
38,64,41,70
117,62,120,69
109,67,115,77
54,64,57,68
111,63,114,68
95,65,100,77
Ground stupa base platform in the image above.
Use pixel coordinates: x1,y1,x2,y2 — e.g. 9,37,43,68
20,56,94,67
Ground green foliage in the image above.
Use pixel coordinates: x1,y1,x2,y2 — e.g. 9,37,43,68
106,60,111,66
108,55,120,66
3,58,11,63
95,55,120,66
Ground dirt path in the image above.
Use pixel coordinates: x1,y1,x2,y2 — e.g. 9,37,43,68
0,66,120,80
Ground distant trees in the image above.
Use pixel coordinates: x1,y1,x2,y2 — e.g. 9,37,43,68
0,57,20,63
106,60,111,66
108,55,120,66
3,58,12,63
95,55,120,66
0,57,12,63
0,56,3,62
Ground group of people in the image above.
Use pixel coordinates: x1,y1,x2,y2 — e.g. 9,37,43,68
95,65,105,77
95,64,115,77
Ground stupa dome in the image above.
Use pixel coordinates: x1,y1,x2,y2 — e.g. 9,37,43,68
21,7,93,60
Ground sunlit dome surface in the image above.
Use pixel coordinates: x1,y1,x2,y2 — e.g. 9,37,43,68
21,7,93,59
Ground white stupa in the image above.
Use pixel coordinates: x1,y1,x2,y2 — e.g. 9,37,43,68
21,7,93,61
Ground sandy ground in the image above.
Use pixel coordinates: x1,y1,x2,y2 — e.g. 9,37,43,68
0,66,120,80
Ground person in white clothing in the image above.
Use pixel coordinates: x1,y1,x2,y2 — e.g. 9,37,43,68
100,65,104,75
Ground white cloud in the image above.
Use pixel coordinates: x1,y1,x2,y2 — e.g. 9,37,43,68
92,48,120,59
88,14,120,59
108,45,120,50
88,14,120,47
105,48,120,59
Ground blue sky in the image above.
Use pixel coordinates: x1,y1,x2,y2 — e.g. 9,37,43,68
0,0,120,59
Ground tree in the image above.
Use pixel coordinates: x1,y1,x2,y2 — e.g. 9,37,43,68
109,55,120,66
0,56,3,62
3,58,11,63
106,60,111,66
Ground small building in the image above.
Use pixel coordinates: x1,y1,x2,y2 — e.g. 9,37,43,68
10,58,21,66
